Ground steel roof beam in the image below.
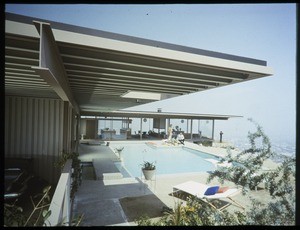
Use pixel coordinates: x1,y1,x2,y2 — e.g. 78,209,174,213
31,21,79,114
70,81,189,94
61,53,246,82
67,73,213,90
66,69,223,87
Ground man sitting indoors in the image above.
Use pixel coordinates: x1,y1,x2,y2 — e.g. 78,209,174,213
177,132,185,145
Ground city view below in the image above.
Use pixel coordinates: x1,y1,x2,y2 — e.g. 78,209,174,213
96,117,296,160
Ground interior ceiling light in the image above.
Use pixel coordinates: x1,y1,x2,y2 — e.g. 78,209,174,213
121,90,162,101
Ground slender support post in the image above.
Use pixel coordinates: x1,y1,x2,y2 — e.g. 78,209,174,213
190,119,193,140
75,114,79,153
186,119,188,134
95,117,98,139
212,120,215,140
140,118,143,140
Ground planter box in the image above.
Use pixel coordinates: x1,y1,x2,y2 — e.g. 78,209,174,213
142,169,156,180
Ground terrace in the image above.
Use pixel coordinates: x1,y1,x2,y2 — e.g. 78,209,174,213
5,12,273,226
72,140,279,226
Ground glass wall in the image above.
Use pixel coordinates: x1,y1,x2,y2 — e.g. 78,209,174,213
198,120,213,139
83,116,215,140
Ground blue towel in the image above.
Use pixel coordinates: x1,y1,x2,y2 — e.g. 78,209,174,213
204,186,220,195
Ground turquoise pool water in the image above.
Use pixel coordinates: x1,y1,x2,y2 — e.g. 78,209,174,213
111,143,221,178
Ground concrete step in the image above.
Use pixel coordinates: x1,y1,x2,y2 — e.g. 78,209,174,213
102,173,123,180
92,158,123,180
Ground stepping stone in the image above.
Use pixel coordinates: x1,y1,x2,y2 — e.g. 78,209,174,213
92,158,123,180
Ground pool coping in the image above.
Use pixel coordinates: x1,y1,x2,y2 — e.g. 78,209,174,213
74,140,280,226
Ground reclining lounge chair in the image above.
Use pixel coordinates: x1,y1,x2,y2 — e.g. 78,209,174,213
172,181,244,211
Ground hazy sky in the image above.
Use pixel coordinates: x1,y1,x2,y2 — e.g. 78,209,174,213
5,4,296,145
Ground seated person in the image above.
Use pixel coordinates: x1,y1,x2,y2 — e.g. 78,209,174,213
177,132,185,145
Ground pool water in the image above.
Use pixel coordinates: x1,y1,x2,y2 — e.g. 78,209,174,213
111,143,221,178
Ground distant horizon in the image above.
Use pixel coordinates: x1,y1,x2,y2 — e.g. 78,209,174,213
95,116,295,157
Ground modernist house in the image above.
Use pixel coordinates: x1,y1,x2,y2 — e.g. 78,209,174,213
5,12,273,187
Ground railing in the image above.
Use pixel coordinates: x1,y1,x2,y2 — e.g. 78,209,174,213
45,159,73,226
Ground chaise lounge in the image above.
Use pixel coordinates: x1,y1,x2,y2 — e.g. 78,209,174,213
172,181,245,211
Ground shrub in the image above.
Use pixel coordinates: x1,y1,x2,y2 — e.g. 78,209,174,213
55,151,82,199
136,118,295,226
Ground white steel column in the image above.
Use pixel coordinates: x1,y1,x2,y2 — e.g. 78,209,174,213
186,119,189,135
212,120,215,140
190,119,193,139
140,118,143,140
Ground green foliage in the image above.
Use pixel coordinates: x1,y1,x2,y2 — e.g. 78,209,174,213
244,156,295,225
55,213,84,226
69,214,84,226
266,156,295,197
137,197,246,226
244,195,295,225
4,185,52,227
140,161,156,170
114,146,124,153
5,152,84,227
207,118,276,192
114,147,124,159
25,185,52,226
55,151,82,199
4,202,26,226
201,139,213,147
136,215,156,226
206,118,295,224
136,118,295,226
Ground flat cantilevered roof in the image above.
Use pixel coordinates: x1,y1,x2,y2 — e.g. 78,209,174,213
81,110,242,120
5,12,273,115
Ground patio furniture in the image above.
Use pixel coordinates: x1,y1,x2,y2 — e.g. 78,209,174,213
5,170,34,202
172,181,244,211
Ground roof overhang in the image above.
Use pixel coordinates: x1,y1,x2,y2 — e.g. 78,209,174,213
81,110,242,120
5,13,273,115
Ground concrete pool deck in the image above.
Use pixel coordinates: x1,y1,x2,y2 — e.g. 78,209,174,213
72,139,280,226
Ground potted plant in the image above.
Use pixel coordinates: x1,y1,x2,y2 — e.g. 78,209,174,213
114,147,124,161
141,161,156,180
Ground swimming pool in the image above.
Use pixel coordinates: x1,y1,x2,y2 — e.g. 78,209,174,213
111,143,221,178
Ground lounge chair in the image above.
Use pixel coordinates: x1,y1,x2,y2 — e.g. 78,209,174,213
5,170,34,202
172,181,244,211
